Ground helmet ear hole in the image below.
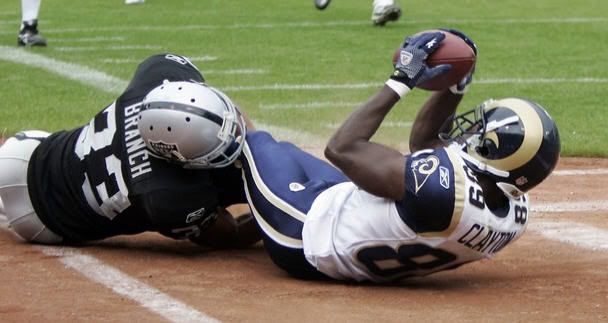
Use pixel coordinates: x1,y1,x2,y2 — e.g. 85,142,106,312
476,139,492,157
475,145,489,157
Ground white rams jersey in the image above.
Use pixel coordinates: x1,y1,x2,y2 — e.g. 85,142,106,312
302,145,529,282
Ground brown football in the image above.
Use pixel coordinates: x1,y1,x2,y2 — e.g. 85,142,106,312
392,29,476,91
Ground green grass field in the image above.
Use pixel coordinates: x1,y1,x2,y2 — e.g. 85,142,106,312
1,0,607,156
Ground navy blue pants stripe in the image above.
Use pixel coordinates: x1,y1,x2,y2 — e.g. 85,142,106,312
242,158,305,240
243,131,347,238
242,131,347,279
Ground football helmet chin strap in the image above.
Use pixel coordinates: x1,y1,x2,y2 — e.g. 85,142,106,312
453,145,524,200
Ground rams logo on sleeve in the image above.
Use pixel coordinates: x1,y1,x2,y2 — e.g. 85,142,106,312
397,148,464,236
410,155,440,194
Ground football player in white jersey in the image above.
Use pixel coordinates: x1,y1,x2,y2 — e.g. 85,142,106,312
240,29,560,282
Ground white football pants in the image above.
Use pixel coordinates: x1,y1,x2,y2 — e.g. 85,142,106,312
0,131,62,244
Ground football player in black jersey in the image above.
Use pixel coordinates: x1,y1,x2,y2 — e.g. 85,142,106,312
0,53,261,248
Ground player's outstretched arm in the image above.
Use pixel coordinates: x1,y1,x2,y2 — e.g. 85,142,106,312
189,206,261,249
409,90,463,151
325,32,449,200
326,87,406,200
409,29,478,151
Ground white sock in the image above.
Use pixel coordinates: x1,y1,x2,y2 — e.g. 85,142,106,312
21,0,41,27
373,0,395,10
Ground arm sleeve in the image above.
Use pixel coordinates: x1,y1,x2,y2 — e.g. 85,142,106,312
141,170,222,239
395,147,460,233
209,165,248,207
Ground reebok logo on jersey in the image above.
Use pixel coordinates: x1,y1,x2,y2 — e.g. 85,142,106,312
186,207,205,223
439,166,450,189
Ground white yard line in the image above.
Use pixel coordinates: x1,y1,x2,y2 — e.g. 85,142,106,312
51,36,128,43
253,121,327,148
324,121,413,129
553,168,608,176
99,58,157,64
0,46,127,94
0,17,605,35
38,246,220,323
477,77,608,84
54,45,162,52
204,69,267,75
187,56,220,62
532,200,608,213
223,82,380,92
260,101,360,110
528,220,608,251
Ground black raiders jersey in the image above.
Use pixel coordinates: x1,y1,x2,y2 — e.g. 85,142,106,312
27,54,246,243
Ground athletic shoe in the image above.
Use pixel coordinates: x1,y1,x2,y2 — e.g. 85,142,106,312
17,20,47,47
371,4,401,26
314,0,331,10
125,0,145,4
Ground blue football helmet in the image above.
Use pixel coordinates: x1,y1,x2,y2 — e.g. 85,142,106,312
441,97,561,198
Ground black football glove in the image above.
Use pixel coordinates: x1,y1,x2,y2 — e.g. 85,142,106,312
390,31,452,89
439,28,478,94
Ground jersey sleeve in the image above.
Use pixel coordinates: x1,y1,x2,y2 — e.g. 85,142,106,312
395,147,464,235
139,167,221,237
209,165,248,206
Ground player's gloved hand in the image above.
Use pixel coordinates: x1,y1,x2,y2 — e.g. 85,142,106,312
390,32,452,90
450,64,475,94
439,28,478,95
439,28,477,56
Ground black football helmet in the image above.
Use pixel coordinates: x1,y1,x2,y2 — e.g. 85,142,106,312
441,98,561,198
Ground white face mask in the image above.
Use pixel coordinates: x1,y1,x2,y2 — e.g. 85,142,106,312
451,145,524,200
496,182,526,200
